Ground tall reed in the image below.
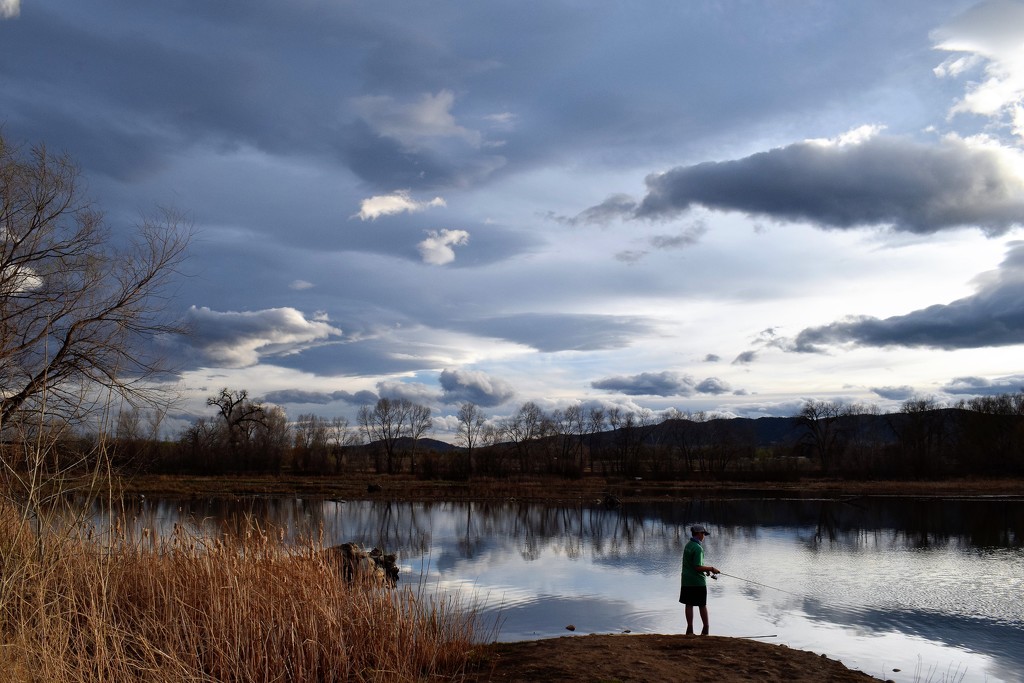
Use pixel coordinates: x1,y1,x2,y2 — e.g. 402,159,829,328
0,506,483,682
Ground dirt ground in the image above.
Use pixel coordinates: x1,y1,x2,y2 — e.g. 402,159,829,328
463,633,889,683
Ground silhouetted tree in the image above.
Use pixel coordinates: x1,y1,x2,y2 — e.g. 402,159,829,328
0,135,189,432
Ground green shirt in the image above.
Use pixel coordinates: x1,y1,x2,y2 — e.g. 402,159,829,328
681,538,706,587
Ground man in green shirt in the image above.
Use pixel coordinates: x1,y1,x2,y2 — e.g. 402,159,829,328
679,524,719,635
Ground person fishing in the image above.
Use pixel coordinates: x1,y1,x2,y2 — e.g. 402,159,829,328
679,523,720,635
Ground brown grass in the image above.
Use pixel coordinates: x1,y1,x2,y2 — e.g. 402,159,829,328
0,505,481,682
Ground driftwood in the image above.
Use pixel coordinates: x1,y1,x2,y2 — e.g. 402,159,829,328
324,542,399,587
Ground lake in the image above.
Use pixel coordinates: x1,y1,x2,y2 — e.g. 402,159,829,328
111,493,1023,683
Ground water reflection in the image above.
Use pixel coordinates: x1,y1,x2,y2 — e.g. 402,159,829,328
89,494,1023,683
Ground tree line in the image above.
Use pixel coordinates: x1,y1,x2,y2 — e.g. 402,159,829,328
96,389,1024,481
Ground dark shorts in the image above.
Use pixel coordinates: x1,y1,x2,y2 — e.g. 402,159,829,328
679,586,707,607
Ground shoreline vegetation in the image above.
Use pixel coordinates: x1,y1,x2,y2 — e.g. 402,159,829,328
0,500,481,682
115,472,1024,502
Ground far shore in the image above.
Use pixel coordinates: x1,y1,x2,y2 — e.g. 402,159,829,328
112,472,1024,502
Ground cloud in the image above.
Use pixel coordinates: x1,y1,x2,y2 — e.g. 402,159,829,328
614,250,647,264
942,375,1024,396
289,280,314,290
591,371,730,397
793,241,1024,352
261,389,379,406
733,351,757,364
649,220,707,249
354,190,446,221
180,306,342,368
0,0,19,19
586,134,1024,235
695,377,732,395
438,368,516,407
933,0,1024,138
351,90,481,149
871,385,918,401
375,380,438,404
465,313,654,352
555,193,638,227
418,228,470,265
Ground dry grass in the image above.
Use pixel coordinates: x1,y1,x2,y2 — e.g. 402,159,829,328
0,505,482,682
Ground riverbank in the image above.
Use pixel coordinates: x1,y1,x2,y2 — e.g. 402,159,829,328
117,472,1024,502
464,634,886,682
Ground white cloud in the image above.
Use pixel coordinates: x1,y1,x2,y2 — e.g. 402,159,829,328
353,190,446,221
483,112,518,131
439,368,516,406
805,124,885,147
289,279,314,290
418,228,470,265
933,0,1024,138
375,380,438,404
351,90,481,149
0,0,19,19
184,306,341,368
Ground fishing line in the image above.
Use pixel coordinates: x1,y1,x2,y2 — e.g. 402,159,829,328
715,571,868,614
715,571,806,599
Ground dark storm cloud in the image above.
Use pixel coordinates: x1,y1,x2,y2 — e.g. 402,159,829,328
581,136,1024,234
733,351,758,364
794,241,1024,351
261,389,378,406
464,313,654,352
0,2,503,190
438,369,516,407
942,375,1024,396
591,371,730,397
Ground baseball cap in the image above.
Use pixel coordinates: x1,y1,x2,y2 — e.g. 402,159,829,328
690,524,711,535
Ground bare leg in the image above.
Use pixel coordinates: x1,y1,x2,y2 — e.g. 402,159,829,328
684,605,695,635
699,606,709,635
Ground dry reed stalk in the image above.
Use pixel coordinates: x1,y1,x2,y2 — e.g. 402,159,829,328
0,506,480,682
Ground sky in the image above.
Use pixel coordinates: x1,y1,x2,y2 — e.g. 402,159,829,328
3,0,1024,439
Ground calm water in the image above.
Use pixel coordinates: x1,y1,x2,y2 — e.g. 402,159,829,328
107,493,1023,683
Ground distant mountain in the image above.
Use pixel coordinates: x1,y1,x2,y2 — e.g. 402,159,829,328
366,409,973,453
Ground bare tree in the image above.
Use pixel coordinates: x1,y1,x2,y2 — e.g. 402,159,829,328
207,388,267,468
0,136,190,431
251,405,289,472
501,401,547,474
293,413,330,473
550,404,585,476
406,402,432,473
797,400,850,472
455,402,487,474
327,416,361,473
586,406,606,473
358,397,430,474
